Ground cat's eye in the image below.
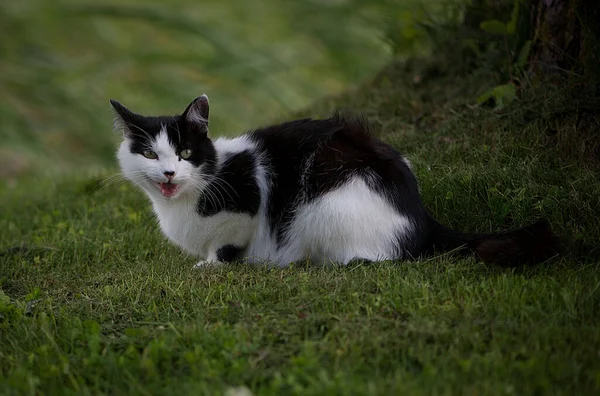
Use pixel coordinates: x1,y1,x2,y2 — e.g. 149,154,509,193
142,150,158,160
179,149,193,159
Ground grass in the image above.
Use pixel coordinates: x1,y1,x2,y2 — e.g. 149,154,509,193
2,46,600,395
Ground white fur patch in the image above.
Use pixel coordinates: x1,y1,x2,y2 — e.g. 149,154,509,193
151,194,255,261
245,154,276,264
247,176,413,266
213,135,255,164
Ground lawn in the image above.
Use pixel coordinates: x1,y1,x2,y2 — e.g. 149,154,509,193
2,50,600,395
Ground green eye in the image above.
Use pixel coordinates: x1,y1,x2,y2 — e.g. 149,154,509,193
179,149,193,159
142,150,158,160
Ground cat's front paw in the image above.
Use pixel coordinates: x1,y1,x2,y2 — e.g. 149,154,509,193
192,259,224,269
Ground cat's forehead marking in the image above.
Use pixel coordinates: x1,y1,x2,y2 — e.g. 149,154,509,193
153,125,176,156
169,119,183,145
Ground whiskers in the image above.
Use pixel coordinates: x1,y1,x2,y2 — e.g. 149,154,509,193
96,171,147,192
210,175,238,204
186,173,238,212
101,168,240,214
186,177,214,207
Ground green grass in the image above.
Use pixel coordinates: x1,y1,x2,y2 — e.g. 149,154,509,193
2,51,600,395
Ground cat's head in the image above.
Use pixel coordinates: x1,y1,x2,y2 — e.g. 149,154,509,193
111,95,216,201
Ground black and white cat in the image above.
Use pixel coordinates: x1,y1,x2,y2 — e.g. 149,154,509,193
111,95,559,268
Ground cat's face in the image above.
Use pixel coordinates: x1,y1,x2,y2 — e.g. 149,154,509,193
112,95,216,201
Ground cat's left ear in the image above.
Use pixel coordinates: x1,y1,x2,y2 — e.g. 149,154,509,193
183,94,209,135
110,99,142,138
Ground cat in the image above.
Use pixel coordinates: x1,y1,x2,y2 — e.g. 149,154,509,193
111,95,559,268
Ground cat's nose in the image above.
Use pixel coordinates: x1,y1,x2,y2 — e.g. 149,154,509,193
163,171,175,180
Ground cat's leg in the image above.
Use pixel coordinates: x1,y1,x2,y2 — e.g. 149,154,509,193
191,216,254,269
192,245,245,268
193,258,224,268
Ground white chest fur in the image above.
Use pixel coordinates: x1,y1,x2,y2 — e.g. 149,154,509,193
150,195,257,261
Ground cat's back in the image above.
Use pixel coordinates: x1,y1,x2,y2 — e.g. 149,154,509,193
247,114,409,176
248,116,343,154
247,114,381,163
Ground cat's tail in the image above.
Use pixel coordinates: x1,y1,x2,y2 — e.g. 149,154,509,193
425,216,561,266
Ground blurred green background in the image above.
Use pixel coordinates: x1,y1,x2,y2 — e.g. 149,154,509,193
0,0,460,179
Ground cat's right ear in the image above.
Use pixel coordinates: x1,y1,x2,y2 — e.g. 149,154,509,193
183,95,209,136
110,99,139,138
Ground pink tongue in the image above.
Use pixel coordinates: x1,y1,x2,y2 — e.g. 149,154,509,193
160,183,178,196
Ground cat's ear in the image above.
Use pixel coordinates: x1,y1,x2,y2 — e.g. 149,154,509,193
183,95,209,135
110,99,141,138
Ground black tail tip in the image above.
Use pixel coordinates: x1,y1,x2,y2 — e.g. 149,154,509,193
472,219,561,267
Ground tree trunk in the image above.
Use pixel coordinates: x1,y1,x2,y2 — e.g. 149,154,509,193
529,0,600,84
463,0,599,86
529,0,580,74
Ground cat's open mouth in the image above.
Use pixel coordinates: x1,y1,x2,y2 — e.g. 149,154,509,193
155,182,180,197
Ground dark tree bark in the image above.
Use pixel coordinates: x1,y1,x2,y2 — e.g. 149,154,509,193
464,0,599,85
529,0,599,84
530,0,580,73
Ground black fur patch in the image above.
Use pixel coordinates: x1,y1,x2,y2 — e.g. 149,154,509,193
197,150,261,217
216,244,244,263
